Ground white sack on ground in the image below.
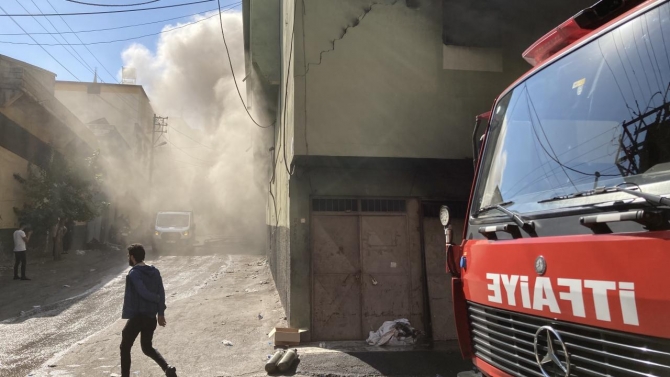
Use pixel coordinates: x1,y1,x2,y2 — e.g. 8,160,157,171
366,319,419,346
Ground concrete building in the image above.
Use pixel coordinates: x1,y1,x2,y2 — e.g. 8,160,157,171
0,55,99,255
54,81,154,168
245,0,587,342
54,81,156,243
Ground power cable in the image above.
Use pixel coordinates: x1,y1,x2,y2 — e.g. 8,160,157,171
45,0,146,113
0,5,80,81
5,5,141,151
282,29,295,175
0,6,224,35
168,126,213,149
525,86,618,180
269,0,298,231
65,0,160,6
0,0,214,17
0,8,236,46
45,0,122,84
216,0,274,128
166,138,216,163
21,0,94,73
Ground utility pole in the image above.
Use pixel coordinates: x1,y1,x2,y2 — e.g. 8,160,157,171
148,114,168,190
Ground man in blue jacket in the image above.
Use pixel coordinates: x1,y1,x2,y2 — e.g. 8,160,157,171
120,244,177,377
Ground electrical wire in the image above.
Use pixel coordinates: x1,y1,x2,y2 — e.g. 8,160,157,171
65,0,160,6
166,138,216,163
0,9,234,46
216,0,274,128
0,5,234,36
0,5,80,81
168,126,213,149
0,0,214,17
45,0,123,85
282,29,295,175
525,86,618,179
3,8,144,156
42,6,142,118
32,3,95,72
269,1,298,231
14,0,94,75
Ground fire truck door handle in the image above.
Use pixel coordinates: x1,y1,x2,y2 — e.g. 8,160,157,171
478,224,522,239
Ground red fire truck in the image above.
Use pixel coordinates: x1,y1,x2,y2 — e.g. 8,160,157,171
444,0,670,376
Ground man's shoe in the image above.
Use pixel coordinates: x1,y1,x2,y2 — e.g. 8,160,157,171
20,277,31,280
13,276,19,280
165,366,178,377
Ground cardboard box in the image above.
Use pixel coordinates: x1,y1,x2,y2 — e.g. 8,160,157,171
269,327,306,346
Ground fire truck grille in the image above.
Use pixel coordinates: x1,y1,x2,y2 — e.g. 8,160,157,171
468,302,670,377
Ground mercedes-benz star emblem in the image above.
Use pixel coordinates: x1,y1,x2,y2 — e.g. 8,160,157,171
535,255,547,275
533,326,571,377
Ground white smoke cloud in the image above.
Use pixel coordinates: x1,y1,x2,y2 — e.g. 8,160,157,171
120,11,270,249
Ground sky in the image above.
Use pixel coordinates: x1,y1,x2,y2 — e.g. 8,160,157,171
0,0,241,83
0,0,270,238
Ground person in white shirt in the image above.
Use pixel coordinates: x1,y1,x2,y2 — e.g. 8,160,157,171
13,223,32,281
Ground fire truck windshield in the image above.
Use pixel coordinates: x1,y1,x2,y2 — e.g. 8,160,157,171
474,2,670,218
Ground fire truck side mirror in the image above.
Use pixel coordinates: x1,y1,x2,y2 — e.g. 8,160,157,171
445,225,453,245
440,205,453,245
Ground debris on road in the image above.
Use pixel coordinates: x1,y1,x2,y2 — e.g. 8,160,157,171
265,350,285,374
245,288,258,293
258,313,263,320
366,319,420,346
277,349,298,372
63,285,70,288
269,327,303,346
222,340,233,346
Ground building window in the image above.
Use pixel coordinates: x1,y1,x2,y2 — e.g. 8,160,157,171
312,198,407,213
361,199,406,213
312,198,358,212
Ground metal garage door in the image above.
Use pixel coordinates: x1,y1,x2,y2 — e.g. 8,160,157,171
311,215,362,340
311,198,416,341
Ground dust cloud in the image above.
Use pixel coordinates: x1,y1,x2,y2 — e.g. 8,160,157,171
120,11,271,252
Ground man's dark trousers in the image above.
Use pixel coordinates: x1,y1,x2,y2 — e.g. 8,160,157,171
14,251,26,278
120,315,168,377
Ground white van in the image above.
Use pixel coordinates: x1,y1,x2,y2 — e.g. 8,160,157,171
152,211,196,252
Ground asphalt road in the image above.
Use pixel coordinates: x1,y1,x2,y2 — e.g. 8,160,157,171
1,245,473,377
0,248,226,377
